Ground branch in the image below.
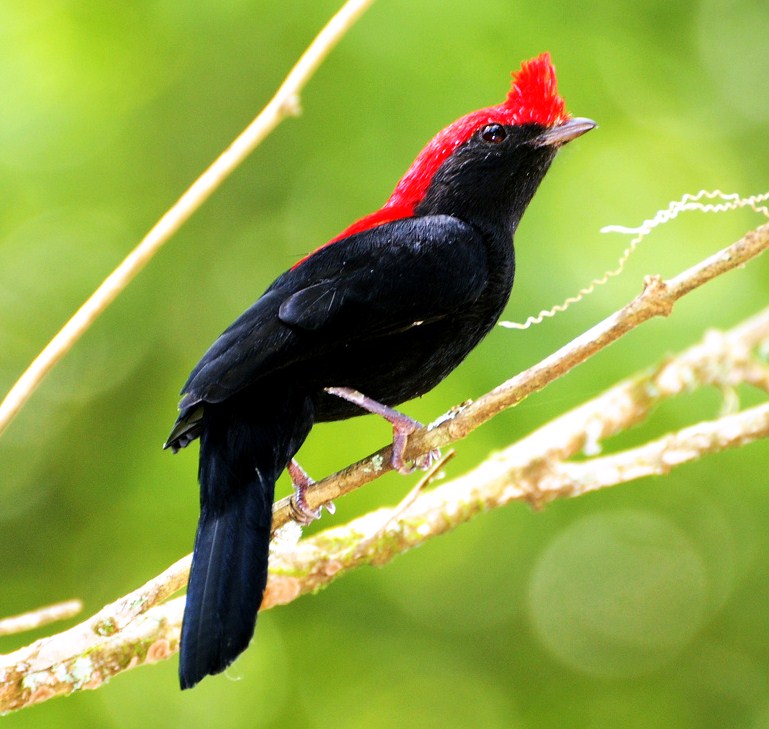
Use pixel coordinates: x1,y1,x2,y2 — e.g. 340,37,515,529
0,0,376,439
0,558,190,710
546,402,769,497
271,221,769,526
2,229,768,712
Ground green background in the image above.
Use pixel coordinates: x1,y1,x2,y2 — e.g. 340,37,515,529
2,0,769,726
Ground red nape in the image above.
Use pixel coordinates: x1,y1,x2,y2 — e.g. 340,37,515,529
292,53,568,269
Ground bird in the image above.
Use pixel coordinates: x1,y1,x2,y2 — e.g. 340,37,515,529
165,52,595,689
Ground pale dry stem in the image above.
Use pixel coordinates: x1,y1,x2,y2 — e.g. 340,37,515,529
0,0,376,439
0,601,83,638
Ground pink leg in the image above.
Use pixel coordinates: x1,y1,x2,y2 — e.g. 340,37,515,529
325,387,439,474
287,459,335,525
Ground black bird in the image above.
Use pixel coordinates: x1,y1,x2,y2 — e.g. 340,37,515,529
166,52,595,689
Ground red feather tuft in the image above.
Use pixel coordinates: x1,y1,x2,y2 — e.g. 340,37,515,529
293,53,569,268
504,52,567,126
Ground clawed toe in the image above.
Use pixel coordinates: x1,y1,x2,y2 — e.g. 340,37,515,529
413,448,442,471
289,490,321,525
324,387,437,477
287,459,333,525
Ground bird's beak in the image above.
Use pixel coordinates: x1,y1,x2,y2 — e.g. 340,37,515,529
532,117,597,147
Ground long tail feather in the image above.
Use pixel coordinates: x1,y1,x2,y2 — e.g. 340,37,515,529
179,389,313,689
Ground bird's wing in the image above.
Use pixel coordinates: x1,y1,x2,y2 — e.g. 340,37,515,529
178,215,490,409
277,214,490,337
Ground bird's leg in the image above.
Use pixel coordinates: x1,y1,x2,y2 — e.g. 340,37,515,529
325,386,440,474
287,459,335,525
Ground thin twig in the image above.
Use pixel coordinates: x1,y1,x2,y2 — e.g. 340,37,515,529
0,0,376,439
353,449,455,556
0,601,83,638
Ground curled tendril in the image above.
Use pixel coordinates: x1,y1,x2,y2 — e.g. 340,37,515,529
500,189,769,331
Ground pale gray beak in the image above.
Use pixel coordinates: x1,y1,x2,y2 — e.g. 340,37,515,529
533,117,597,147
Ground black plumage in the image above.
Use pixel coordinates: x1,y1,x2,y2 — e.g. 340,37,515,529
167,55,594,689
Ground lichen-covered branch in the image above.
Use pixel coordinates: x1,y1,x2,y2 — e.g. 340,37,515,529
0,599,184,711
2,281,768,713
0,557,191,712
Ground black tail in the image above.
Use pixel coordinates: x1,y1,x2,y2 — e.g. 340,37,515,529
178,389,313,690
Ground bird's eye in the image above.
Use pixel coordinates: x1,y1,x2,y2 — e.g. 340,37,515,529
480,124,507,144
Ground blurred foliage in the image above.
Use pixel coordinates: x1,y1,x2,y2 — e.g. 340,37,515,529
1,0,768,726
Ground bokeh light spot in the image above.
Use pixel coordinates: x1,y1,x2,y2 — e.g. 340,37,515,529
528,509,709,678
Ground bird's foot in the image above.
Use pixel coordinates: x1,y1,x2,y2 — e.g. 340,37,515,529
412,446,442,472
325,387,439,474
287,459,335,525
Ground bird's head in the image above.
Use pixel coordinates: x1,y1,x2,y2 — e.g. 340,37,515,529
402,52,596,233
318,53,594,251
